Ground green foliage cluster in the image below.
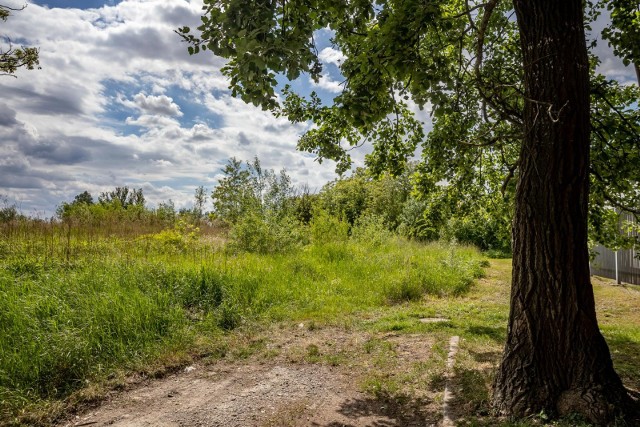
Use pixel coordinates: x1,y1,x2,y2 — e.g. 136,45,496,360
1,5,39,76
54,186,210,236
185,154,513,257
211,157,309,254
316,166,512,255
207,153,504,259
143,219,201,253
229,212,306,254
599,0,640,77
0,196,22,223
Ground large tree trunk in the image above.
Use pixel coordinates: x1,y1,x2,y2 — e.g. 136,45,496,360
492,0,633,424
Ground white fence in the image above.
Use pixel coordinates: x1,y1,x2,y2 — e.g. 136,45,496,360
590,212,640,285
590,245,640,285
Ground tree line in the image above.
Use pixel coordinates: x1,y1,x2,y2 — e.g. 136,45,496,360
4,153,621,259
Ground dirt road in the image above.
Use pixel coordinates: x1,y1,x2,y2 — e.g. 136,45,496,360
60,327,442,427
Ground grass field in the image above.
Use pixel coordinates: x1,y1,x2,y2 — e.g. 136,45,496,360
1,221,638,426
0,221,484,424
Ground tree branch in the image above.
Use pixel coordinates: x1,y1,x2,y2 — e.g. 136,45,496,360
603,191,640,216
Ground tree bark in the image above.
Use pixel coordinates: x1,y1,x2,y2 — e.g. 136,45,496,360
492,0,634,424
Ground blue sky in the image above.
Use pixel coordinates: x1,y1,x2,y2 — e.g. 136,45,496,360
0,0,635,216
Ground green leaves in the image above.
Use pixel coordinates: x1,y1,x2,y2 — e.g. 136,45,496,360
181,0,457,172
599,0,640,74
183,0,638,248
1,5,40,76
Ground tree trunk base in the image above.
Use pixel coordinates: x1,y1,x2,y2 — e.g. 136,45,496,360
556,387,622,424
493,381,639,425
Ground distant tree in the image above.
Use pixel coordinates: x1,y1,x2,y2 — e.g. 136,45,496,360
292,184,317,225
193,185,207,220
264,168,295,219
156,199,176,224
0,195,19,222
211,158,257,224
366,171,412,230
1,4,39,77
98,187,145,209
212,157,297,224
320,169,369,226
72,191,94,206
127,188,145,208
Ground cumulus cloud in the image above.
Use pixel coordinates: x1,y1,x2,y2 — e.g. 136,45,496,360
311,74,343,94
318,47,345,66
121,93,183,117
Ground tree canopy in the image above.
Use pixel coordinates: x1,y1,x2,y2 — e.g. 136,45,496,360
179,0,639,237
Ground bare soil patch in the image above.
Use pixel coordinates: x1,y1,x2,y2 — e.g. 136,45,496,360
58,325,443,427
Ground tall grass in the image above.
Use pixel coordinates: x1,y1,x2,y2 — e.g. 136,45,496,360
0,218,485,422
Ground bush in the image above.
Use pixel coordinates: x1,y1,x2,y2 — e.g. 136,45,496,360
445,214,511,255
228,213,306,254
397,198,435,241
350,214,393,247
145,220,199,253
310,208,349,244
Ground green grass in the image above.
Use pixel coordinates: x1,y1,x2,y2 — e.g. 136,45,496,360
2,221,638,427
0,227,485,424
353,259,640,427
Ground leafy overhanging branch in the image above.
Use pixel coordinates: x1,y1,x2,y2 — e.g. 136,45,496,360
179,0,639,248
0,3,40,76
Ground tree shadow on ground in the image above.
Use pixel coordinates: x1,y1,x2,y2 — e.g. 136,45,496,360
312,392,440,427
465,325,506,343
605,333,640,392
447,349,502,424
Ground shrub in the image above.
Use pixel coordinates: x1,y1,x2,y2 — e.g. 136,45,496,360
445,214,511,255
146,220,199,253
310,208,349,244
350,213,393,247
228,213,305,254
397,198,434,241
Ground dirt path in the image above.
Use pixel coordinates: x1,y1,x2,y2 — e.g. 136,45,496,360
59,326,443,427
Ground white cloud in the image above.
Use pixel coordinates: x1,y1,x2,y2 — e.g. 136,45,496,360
311,74,343,94
318,47,345,66
125,93,183,117
125,114,180,129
